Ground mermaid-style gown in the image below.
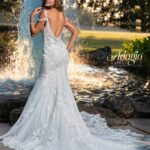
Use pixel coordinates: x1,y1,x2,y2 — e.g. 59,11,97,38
0,9,149,150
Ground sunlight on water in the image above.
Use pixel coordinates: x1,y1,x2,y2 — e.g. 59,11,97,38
0,0,90,95
66,61,133,102
68,63,108,89
0,0,79,81
0,39,34,80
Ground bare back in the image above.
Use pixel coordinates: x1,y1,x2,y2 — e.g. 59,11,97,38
30,6,79,50
46,8,65,38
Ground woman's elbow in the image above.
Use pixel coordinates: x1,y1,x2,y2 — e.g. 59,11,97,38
30,31,37,37
31,30,41,37
74,29,80,36
30,34,35,37
30,28,39,37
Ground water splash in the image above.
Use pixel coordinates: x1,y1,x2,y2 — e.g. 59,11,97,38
0,0,79,81
0,0,42,81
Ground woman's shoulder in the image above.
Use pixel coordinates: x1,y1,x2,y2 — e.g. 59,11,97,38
38,9,47,21
58,11,68,21
47,9,66,20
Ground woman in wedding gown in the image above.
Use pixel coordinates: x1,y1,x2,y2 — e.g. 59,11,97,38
0,0,150,149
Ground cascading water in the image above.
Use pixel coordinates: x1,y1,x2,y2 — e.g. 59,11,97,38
0,0,80,95
0,0,79,80
0,0,43,81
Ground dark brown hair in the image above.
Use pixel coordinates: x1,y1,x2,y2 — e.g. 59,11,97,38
42,0,64,11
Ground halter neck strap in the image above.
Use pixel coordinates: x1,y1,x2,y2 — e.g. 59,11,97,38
43,9,61,40
44,9,48,19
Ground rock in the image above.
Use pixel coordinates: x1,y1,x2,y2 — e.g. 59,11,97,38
133,90,144,97
97,96,135,118
126,92,136,97
77,101,99,114
128,118,150,134
102,92,109,98
144,80,150,91
77,100,122,126
106,118,129,127
9,107,23,125
93,96,111,108
78,90,93,96
96,106,118,119
119,100,135,118
109,90,115,94
79,47,112,66
90,89,103,94
134,96,150,118
88,47,111,66
0,94,27,122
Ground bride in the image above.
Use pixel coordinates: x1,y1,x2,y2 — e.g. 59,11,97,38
0,0,149,149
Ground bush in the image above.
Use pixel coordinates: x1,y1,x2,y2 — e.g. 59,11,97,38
122,36,150,55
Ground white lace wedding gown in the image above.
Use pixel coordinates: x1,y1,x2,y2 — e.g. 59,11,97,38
0,9,149,150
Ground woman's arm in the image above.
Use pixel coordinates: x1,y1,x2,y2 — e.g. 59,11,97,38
30,7,46,37
64,18,80,51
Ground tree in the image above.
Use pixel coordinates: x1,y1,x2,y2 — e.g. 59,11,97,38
76,0,150,32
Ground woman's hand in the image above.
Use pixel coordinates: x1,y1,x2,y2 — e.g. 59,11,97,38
30,7,43,17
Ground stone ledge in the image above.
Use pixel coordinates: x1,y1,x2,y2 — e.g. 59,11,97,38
0,94,28,123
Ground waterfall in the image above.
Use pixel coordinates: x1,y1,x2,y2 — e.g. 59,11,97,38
0,0,43,81
0,0,78,82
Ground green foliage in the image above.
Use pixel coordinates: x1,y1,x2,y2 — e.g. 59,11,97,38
122,37,150,55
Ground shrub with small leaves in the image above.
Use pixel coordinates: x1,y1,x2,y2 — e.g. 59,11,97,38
122,36,150,55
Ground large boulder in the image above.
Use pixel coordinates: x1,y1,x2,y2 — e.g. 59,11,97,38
0,95,27,122
94,95,135,118
9,107,23,125
134,96,150,118
77,100,130,127
77,101,99,114
79,47,112,66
